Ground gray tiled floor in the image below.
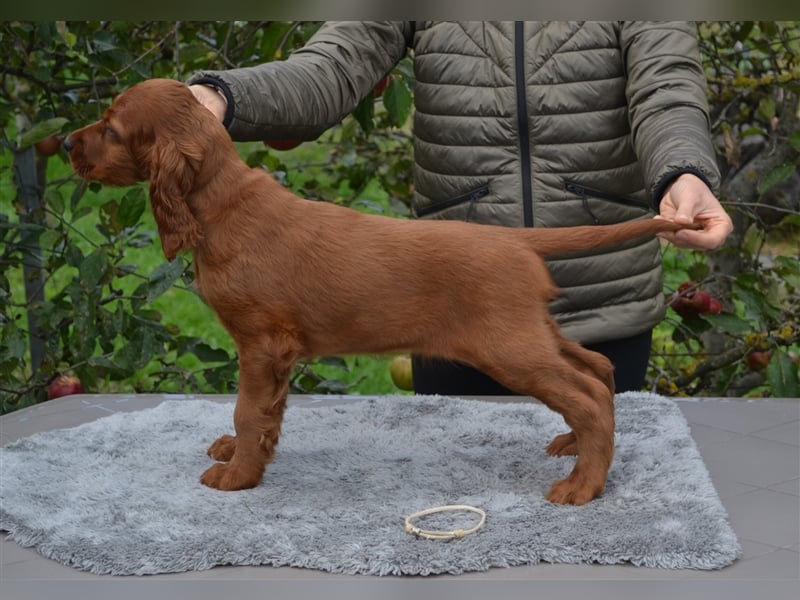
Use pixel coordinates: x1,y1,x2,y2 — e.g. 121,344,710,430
1,394,798,599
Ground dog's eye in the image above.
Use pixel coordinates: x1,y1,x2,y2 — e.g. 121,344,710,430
103,124,118,139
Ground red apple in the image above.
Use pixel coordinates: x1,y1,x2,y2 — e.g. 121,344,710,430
373,75,391,97
35,135,63,157
48,374,85,399
669,282,724,317
670,301,693,318
746,351,772,371
669,293,696,318
690,290,712,313
707,298,723,314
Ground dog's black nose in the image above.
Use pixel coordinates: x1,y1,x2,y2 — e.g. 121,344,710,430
62,136,74,153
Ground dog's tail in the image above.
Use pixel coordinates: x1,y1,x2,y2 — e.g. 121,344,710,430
526,218,691,258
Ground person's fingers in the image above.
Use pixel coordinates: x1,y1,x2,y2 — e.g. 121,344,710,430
657,174,733,250
657,212,733,250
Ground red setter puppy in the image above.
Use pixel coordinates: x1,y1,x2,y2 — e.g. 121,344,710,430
65,79,689,505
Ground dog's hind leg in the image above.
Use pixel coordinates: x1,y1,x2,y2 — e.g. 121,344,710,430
553,326,615,396
545,328,615,457
200,333,298,491
465,330,614,505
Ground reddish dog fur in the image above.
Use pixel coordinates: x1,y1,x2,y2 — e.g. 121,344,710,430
65,79,691,505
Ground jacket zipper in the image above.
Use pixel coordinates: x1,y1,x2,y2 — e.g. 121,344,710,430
415,185,490,218
514,21,534,228
564,181,651,224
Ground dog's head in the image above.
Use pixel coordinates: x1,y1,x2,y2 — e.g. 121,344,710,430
64,79,224,259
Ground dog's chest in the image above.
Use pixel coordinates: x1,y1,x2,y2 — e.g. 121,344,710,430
190,255,243,312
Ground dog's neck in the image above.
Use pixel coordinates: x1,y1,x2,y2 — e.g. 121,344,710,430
186,152,286,226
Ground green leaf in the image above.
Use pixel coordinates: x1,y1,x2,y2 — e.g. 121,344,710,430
69,292,99,361
0,321,28,362
64,242,85,267
352,95,374,135
732,21,755,42
258,21,295,60
774,256,800,289
687,262,709,282
383,78,413,127
181,339,231,363
60,28,77,49
757,96,776,122
146,258,185,303
38,229,63,252
757,164,795,195
127,231,156,248
766,349,799,398
202,361,239,392
134,309,163,324
79,249,110,289
733,274,781,326
87,355,126,377
759,21,778,37
99,199,121,237
70,180,88,211
671,314,712,343
740,126,768,138
91,30,119,53
115,264,138,277
393,57,415,81
115,327,161,371
317,356,349,371
789,131,800,153
18,118,69,149
118,187,146,229
44,187,65,215
701,313,752,335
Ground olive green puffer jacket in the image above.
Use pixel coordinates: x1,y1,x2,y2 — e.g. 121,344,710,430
189,21,720,344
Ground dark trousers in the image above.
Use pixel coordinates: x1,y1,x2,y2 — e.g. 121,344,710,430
411,330,653,396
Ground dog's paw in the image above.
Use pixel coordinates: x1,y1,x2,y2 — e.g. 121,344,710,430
546,431,578,456
546,475,603,506
207,434,236,462
200,462,262,491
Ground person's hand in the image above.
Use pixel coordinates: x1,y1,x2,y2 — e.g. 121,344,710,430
657,173,733,250
189,84,227,122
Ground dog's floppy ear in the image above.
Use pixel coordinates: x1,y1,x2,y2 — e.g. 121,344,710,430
148,138,203,260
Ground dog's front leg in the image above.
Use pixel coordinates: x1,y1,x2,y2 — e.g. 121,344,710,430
200,340,295,491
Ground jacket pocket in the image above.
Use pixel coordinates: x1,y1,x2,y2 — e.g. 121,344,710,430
564,181,651,225
415,185,490,219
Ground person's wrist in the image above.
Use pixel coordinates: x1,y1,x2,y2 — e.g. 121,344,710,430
189,84,227,122
653,168,714,210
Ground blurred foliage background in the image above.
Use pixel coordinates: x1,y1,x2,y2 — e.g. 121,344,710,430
1,21,798,414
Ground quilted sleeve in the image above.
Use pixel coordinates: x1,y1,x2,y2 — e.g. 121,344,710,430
188,21,413,142
620,21,721,206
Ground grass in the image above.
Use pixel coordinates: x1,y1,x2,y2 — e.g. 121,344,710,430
1,139,403,396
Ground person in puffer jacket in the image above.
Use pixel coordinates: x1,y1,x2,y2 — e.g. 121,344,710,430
187,21,733,394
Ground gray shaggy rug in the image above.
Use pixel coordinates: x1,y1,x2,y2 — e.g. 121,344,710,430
0,392,740,576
